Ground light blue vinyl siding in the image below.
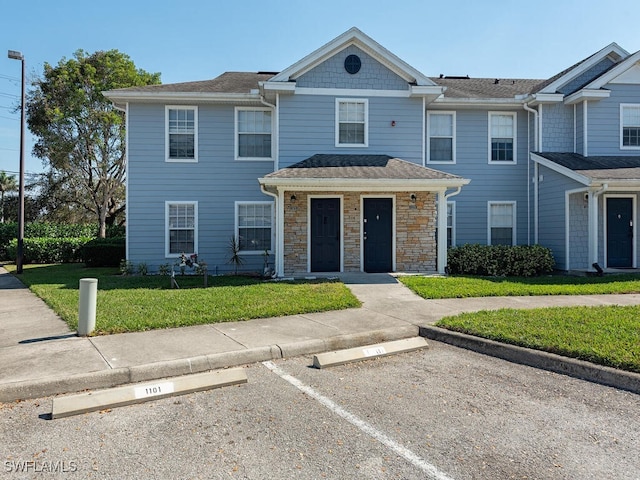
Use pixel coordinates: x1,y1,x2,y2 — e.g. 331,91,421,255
576,104,584,155
279,95,424,166
431,108,531,246
589,84,640,155
537,165,583,269
296,45,408,90
127,103,274,273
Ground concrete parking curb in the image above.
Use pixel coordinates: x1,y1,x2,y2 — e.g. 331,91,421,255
0,327,419,402
420,325,640,395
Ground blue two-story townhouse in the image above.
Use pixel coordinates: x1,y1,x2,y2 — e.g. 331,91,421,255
105,28,640,276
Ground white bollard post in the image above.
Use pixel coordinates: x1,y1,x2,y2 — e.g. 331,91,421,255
78,278,98,336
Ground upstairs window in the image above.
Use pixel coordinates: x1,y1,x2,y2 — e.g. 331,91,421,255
236,108,273,159
428,112,455,163
166,106,197,162
489,112,516,163
621,104,640,149
336,99,368,147
166,202,198,256
236,202,273,253
488,201,516,246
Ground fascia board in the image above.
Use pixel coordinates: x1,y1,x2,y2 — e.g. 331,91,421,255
270,27,435,87
527,93,565,105
563,89,611,105
434,97,525,107
258,177,470,191
260,81,296,94
538,42,630,94
531,153,591,185
102,91,261,104
582,50,640,89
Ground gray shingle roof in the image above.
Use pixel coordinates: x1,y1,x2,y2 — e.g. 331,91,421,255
430,77,544,99
108,72,276,94
264,154,462,180
536,152,640,181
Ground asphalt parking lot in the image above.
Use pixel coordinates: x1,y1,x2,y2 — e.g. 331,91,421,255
2,341,639,479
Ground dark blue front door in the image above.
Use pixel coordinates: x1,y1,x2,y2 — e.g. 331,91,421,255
311,198,340,272
607,197,633,268
363,198,393,272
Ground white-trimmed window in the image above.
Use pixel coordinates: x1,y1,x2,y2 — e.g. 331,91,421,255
446,202,455,248
235,202,273,253
166,202,198,256
488,112,516,163
236,108,273,159
621,104,640,149
336,99,368,147
427,112,455,163
166,106,197,162
488,201,516,245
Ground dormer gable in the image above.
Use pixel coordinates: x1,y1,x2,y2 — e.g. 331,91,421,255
535,43,629,95
268,27,437,88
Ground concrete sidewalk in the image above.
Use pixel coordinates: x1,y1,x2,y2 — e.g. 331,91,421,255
2,267,640,402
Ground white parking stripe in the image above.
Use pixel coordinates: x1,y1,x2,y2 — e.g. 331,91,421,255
262,361,454,480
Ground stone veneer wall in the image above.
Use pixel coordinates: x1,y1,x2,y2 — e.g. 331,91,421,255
282,191,437,274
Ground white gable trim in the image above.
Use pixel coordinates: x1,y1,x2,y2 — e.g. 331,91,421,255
269,27,435,87
537,43,628,94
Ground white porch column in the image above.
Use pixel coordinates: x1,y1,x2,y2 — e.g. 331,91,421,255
437,190,447,274
588,190,598,267
276,188,285,277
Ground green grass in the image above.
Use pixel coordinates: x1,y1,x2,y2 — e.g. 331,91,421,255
6,264,360,334
400,274,640,299
437,306,640,373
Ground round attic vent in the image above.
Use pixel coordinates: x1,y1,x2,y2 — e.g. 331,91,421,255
344,54,361,74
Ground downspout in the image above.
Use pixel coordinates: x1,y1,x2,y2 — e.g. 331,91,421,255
437,186,463,274
260,185,283,277
588,183,608,270
523,102,538,245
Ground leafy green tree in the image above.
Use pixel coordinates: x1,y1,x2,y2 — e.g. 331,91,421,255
0,171,17,223
27,50,160,237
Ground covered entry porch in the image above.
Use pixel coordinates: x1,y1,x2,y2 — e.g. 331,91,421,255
259,155,469,277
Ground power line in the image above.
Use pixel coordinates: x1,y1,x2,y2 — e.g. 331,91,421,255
0,115,18,121
0,74,20,82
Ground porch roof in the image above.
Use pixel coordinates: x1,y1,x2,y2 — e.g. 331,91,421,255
534,152,640,185
259,155,469,192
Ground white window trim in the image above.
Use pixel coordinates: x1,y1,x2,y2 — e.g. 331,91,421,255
335,98,369,147
620,103,640,150
234,201,275,254
427,111,456,164
487,201,516,246
488,112,517,164
165,106,198,163
235,107,274,161
447,201,456,248
165,201,198,258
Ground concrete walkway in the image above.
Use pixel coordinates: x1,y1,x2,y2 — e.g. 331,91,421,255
1,267,640,402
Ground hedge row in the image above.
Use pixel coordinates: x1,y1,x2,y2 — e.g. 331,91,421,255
447,244,555,277
79,238,126,267
6,237,125,266
0,222,124,259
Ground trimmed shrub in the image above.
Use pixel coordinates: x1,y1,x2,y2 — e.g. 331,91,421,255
6,237,91,264
447,244,555,277
0,222,125,260
80,238,126,267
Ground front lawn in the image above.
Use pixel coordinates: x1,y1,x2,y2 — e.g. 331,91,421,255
400,274,640,299
437,306,640,373
6,264,360,334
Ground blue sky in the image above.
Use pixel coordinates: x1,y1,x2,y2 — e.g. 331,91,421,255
1,0,639,179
